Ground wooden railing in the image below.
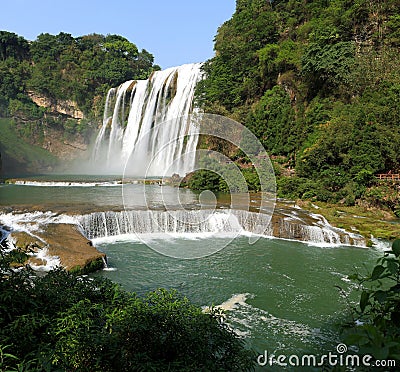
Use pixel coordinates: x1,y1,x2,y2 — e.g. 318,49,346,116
376,174,400,181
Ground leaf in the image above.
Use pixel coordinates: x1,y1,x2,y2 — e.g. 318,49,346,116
392,239,400,257
360,291,369,312
371,265,386,281
373,290,387,304
390,283,400,293
387,260,398,275
373,345,389,360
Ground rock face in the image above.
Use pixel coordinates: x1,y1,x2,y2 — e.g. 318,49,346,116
28,91,84,119
11,224,106,273
43,224,106,273
41,125,88,161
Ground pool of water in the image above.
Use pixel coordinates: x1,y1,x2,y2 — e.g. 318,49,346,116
0,175,380,369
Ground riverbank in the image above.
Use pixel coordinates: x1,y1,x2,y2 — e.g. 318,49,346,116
296,200,399,245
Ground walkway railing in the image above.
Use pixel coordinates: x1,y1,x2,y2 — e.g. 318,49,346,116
376,174,400,181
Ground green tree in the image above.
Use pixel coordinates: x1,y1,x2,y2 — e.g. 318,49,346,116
0,243,255,371
344,239,400,362
246,85,296,155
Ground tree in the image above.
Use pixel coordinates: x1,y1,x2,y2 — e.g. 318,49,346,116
0,31,29,61
344,239,400,362
0,243,255,371
246,85,296,155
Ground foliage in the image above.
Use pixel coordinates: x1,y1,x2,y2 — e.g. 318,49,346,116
195,0,278,115
0,118,58,175
364,184,400,212
246,85,296,155
185,169,226,193
301,41,355,97
0,243,255,371
184,165,265,193
0,31,159,122
344,239,400,363
196,0,400,205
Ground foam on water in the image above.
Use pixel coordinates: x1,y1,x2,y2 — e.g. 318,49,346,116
215,293,251,311
28,247,61,272
0,211,76,234
13,180,121,187
0,211,74,272
212,293,340,351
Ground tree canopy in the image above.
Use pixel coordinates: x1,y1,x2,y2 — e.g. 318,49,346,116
195,0,400,211
0,31,160,119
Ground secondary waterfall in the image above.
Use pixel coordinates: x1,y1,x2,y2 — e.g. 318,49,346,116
92,63,203,176
77,209,366,246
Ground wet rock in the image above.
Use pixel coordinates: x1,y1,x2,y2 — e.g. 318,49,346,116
11,231,45,252
42,223,106,273
10,224,106,274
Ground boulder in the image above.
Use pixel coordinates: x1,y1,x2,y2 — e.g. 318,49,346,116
11,224,106,274
41,223,106,273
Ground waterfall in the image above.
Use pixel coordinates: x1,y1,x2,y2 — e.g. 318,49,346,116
92,63,203,176
0,209,366,248
77,209,366,246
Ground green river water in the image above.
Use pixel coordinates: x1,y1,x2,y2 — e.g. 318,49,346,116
0,176,382,369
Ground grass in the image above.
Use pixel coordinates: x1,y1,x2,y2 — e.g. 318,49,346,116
0,118,58,176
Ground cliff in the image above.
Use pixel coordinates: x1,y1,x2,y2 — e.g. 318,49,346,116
28,91,84,120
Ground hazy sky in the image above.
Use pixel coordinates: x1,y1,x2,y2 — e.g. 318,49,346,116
1,0,236,69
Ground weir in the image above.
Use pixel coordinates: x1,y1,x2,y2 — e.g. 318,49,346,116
92,63,203,176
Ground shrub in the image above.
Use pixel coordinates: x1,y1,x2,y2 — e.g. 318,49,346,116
344,239,400,363
0,243,255,371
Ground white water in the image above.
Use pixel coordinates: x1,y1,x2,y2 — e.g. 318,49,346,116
0,211,76,235
26,247,61,272
12,180,122,187
0,206,367,267
92,63,203,176
77,209,366,246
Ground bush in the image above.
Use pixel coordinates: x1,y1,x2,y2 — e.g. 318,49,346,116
0,244,255,371
343,239,400,364
364,185,400,212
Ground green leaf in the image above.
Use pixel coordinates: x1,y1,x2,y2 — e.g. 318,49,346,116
387,260,398,275
360,291,369,312
373,290,387,304
392,239,400,257
373,345,389,360
348,273,361,281
371,265,386,281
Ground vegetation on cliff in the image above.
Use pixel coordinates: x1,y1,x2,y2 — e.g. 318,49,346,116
0,241,254,371
0,31,160,174
195,0,400,215
0,31,159,120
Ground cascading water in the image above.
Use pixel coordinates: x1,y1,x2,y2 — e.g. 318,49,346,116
92,63,203,176
77,209,366,246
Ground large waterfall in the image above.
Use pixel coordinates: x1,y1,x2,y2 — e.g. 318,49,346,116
92,63,203,176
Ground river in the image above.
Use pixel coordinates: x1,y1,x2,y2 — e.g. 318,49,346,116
0,175,382,369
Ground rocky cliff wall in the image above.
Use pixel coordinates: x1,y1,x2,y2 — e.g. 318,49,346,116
28,91,84,120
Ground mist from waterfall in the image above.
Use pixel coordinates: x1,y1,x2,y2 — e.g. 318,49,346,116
91,63,203,176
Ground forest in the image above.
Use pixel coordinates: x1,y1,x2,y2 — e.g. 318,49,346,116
194,0,400,215
0,1,400,213
0,31,159,140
